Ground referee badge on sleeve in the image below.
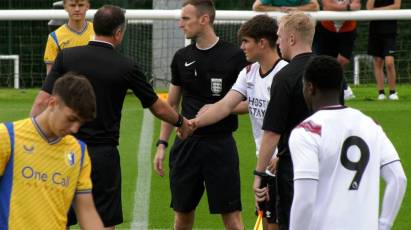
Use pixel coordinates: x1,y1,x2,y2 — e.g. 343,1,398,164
211,78,222,96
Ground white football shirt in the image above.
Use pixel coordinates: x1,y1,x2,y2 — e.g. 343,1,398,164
289,106,400,230
231,60,288,155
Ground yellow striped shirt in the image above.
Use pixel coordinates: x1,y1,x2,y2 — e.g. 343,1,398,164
0,118,92,230
44,21,94,64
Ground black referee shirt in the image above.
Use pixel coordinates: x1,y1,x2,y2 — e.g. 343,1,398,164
171,39,247,135
369,0,397,35
262,52,314,157
43,41,158,145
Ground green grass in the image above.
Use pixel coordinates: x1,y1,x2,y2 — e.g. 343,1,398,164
0,85,410,229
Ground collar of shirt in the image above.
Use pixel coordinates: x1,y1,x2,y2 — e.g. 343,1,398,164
89,40,115,49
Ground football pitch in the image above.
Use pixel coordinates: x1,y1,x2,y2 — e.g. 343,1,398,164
0,85,410,229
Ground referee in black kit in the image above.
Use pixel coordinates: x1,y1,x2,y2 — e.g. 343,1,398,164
31,5,190,229
153,0,247,229
253,12,315,230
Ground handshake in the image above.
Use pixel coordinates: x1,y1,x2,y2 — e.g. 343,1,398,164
176,104,211,140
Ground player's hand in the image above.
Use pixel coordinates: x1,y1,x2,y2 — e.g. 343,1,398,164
176,117,192,140
196,104,211,117
153,145,166,177
349,0,361,10
280,6,293,12
188,118,199,131
267,157,278,175
253,176,268,208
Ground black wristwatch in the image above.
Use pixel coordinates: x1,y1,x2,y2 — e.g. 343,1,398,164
253,170,267,178
174,114,184,127
156,139,168,148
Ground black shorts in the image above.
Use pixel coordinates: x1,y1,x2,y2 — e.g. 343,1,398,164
368,34,397,58
169,133,242,214
68,144,123,227
256,174,278,224
314,24,356,60
276,156,294,230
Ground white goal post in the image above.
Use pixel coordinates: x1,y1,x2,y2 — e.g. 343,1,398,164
0,55,20,89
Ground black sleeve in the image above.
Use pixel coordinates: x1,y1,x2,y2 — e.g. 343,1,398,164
42,51,64,93
235,49,248,75
170,52,181,86
126,64,158,108
262,74,291,134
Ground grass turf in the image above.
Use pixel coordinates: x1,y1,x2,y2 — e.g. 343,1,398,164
0,85,409,229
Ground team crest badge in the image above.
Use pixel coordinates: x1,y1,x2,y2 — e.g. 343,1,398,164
66,151,76,167
211,78,222,96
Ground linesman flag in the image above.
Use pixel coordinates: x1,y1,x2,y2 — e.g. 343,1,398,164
253,210,263,230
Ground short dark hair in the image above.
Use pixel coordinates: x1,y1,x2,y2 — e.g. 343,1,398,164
238,15,278,48
93,5,125,36
183,0,216,24
304,55,343,91
52,72,96,121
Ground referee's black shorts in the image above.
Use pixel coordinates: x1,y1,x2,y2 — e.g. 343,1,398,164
68,144,123,227
169,133,242,214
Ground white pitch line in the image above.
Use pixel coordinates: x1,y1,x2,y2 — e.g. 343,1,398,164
131,109,154,229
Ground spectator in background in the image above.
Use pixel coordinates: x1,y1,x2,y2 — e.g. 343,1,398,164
44,0,94,74
252,0,319,12
313,0,361,100
367,0,401,100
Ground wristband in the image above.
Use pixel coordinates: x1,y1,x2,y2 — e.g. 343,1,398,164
156,140,168,148
253,170,268,178
174,114,184,127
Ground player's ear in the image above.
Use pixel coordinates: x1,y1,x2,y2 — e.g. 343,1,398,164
199,14,210,25
306,81,315,96
259,38,267,48
289,33,295,46
48,95,57,109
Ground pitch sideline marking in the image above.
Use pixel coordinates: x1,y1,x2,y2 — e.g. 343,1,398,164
131,109,154,229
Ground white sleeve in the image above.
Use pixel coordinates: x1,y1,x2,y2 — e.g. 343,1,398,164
379,161,407,230
378,126,400,166
231,66,248,98
290,179,318,230
289,127,320,180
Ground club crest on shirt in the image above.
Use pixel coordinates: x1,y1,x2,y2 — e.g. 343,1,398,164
66,151,76,167
60,40,70,48
211,78,222,96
